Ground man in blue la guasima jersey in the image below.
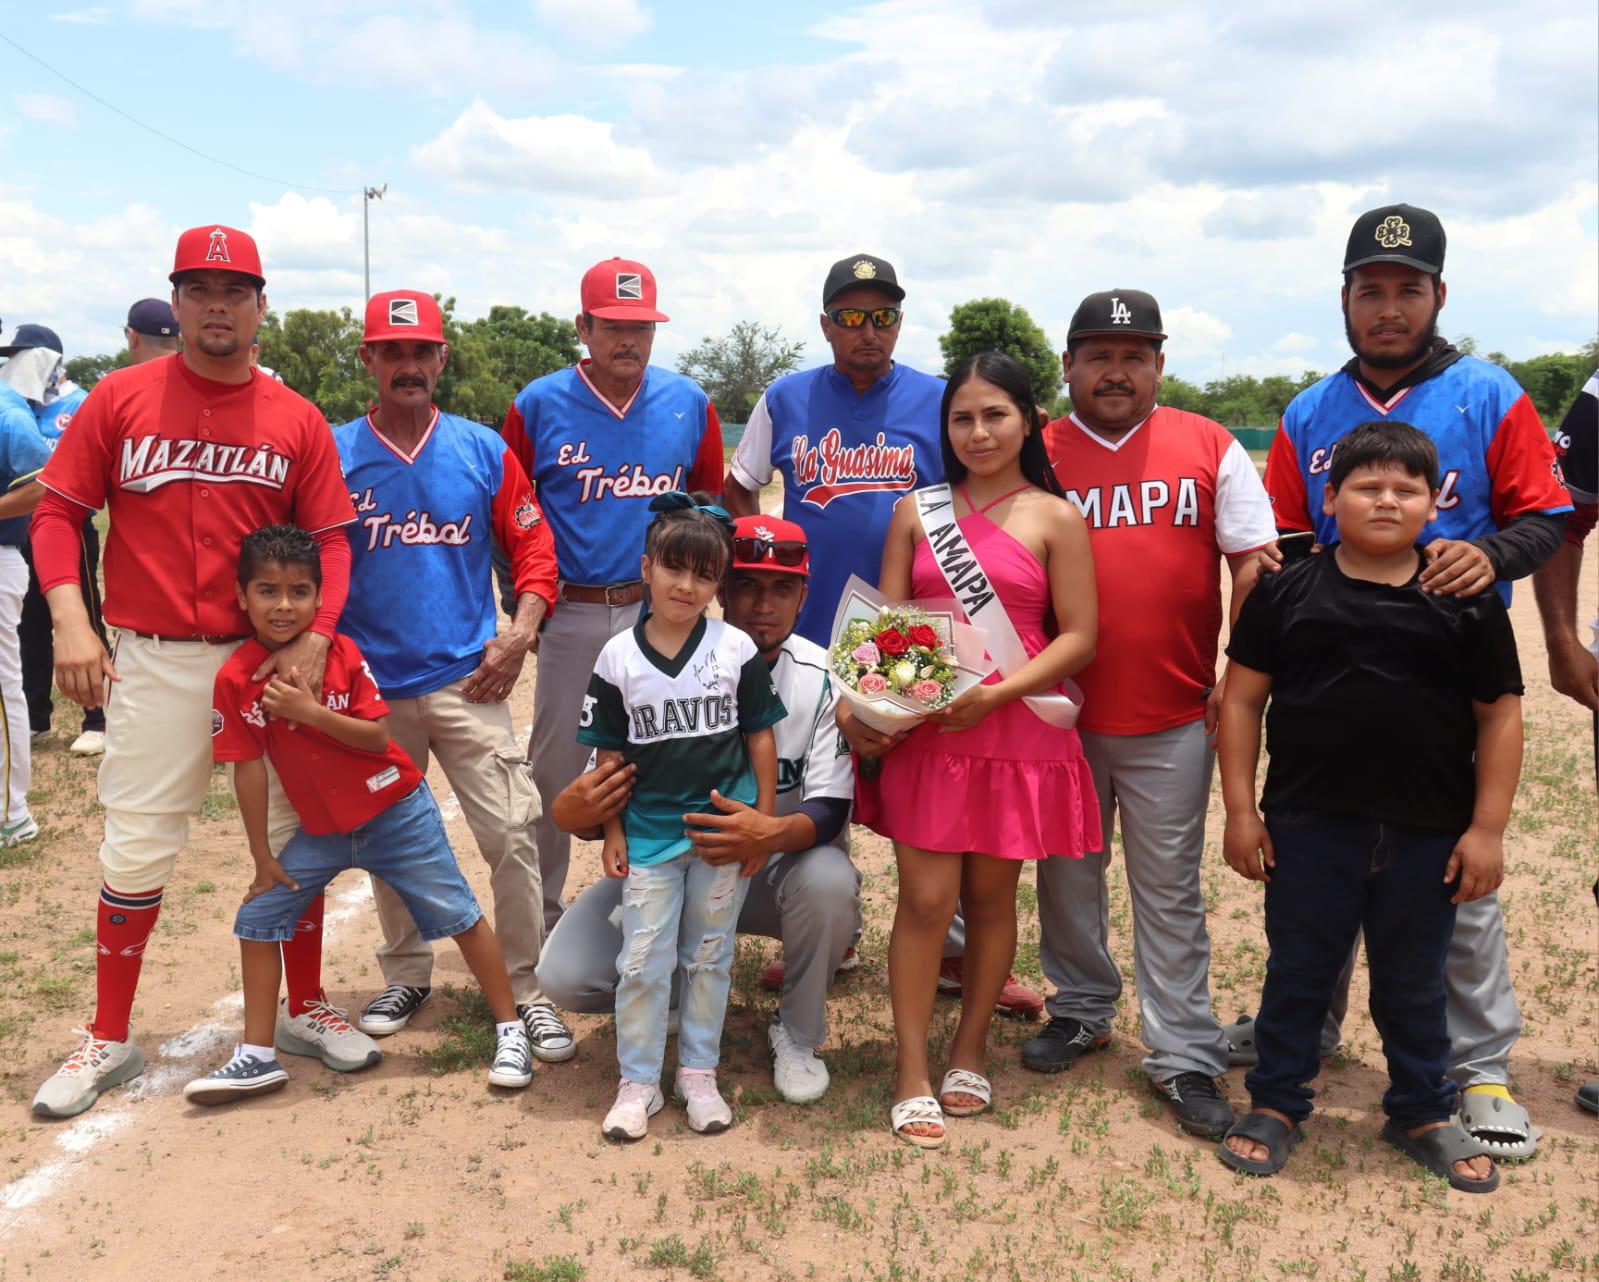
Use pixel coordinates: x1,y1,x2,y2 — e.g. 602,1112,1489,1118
501,257,724,936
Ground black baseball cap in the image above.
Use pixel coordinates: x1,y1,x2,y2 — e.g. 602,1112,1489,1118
0,323,63,357
1067,290,1166,344
1343,203,1445,275
822,254,905,307
127,298,178,337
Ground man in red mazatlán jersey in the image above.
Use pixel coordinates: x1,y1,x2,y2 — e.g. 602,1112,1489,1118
29,224,359,1119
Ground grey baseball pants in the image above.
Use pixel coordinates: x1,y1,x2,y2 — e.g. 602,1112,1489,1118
1037,719,1229,1081
536,842,862,1051
528,597,641,933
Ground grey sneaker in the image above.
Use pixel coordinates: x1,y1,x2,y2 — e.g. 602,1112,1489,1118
183,1048,290,1105
32,1028,145,1118
518,1002,576,1063
276,996,382,1071
488,1026,534,1089
356,984,432,1036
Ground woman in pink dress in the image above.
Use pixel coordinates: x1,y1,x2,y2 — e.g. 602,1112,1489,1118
856,351,1099,1148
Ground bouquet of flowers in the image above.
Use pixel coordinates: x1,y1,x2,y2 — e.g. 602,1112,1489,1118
827,575,992,734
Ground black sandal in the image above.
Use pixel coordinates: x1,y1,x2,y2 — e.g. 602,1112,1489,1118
1218,1112,1302,1176
1380,1121,1499,1193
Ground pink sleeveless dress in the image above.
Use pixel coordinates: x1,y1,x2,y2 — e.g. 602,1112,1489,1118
853,487,1101,860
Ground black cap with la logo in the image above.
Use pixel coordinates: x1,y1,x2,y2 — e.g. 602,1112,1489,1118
1067,289,1167,343
1344,203,1446,275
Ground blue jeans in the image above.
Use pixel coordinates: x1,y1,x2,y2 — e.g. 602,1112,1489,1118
1246,811,1459,1128
614,853,750,1085
235,783,482,943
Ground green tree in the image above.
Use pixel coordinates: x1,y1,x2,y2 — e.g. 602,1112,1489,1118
439,303,580,425
939,298,1060,409
64,350,130,391
256,307,369,422
674,322,805,422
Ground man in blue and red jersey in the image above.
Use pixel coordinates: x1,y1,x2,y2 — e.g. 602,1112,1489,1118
502,259,723,933
331,290,573,1061
1237,203,1572,1158
723,253,1042,1018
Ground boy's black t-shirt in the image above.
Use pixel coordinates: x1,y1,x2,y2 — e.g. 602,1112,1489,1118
1226,547,1524,834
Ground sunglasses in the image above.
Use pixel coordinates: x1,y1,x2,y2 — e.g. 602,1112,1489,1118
732,537,807,567
825,306,901,330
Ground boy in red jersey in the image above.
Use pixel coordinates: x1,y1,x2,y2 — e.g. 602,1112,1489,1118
183,526,534,1102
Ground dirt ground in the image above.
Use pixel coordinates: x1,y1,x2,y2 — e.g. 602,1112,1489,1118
0,570,1595,1282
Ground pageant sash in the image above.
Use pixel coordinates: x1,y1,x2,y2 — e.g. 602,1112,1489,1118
912,483,1082,729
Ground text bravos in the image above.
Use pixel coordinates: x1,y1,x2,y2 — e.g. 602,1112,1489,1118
351,488,474,551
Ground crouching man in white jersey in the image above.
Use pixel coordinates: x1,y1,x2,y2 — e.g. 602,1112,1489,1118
537,515,858,1102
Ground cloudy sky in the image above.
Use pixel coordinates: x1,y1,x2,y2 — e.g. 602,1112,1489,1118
3,0,1595,388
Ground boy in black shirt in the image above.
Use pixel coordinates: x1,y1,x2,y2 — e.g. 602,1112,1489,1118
1217,422,1523,1192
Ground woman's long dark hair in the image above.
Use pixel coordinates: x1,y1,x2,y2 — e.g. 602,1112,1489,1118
939,350,1065,499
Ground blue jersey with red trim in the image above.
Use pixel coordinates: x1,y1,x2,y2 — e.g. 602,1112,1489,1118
333,409,556,700
35,386,87,445
1265,355,1571,602
0,384,51,547
501,362,722,586
728,363,946,643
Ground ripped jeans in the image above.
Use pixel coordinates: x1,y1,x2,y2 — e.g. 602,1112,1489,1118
614,852,750,1085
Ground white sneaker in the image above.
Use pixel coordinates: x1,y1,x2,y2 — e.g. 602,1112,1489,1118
1,815,39,847
674,1067,733,1134
69,730,106,757
603,1079,665,1141
275,996,382,1072
769,1020,830,1104
488,1025,534,1089
33,1028,146,1118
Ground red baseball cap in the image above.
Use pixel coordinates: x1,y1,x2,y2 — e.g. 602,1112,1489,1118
580,257,669,322
363,290,446,345
731,515,809,577
169,224,265,286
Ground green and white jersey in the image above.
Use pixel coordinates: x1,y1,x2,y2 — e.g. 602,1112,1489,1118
768,633,854,845
580,616,787,866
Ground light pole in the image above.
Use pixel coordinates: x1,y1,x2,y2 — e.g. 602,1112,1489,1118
363,183,387,300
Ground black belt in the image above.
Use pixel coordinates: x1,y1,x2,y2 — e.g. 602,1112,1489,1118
129,631,249,645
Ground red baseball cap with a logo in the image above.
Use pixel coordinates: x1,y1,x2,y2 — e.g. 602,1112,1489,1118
169,224,265,286
731,515,809,578
580,257,669,322
363,290,446,345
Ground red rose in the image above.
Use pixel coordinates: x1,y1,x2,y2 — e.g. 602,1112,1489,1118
907,624,938,649
875,627,909,656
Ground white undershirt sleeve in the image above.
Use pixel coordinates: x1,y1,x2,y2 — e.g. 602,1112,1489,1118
728,391,776,492
1215,437,1278,554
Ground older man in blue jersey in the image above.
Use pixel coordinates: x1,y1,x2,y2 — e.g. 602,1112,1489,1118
724,253,1043,1018
502,259,724,936
0,323,106,757
332,290,574,1063
1235,203,1572,1159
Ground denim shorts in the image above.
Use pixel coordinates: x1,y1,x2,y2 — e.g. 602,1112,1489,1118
234,782,482,944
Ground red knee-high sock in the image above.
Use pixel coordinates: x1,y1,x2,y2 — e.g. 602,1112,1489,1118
93,884,164,1042
280,893,326,1018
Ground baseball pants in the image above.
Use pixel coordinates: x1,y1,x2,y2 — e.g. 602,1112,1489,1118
528,597,639,933
99,634,296,895
371,678,547,1004
537,841,862,1051
1036,719,1228,1081
20,520,107,736
1318,893,1521,1087
0,546,32,827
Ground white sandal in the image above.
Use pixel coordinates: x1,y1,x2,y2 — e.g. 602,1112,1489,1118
890,1094,947,1149
938,1067,992,1118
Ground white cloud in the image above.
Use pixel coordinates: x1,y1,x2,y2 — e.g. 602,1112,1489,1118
1162,307,1233,360
411,100,669,197
15,94,77,127
48,7,112,23
534,0,651,46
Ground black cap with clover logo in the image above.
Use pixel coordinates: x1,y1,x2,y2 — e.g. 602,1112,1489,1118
1344,203,1446,275
822,254,905,307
